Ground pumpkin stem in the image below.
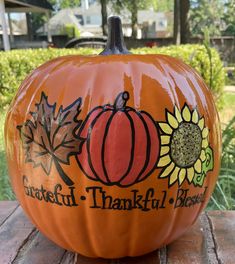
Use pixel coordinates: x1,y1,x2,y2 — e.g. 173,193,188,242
100,16,131,55
114,92,129,110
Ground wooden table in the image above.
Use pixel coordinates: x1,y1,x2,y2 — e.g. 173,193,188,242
0,201,234,264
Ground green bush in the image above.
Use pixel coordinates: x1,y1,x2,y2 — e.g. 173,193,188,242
64,24,80,38
0,45,225,107
0,48,97,106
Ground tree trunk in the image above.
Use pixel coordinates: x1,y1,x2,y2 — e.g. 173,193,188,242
173,0,180,45
180,0,190,43
100,0,108,35
131,2,138,39
26,13,33,41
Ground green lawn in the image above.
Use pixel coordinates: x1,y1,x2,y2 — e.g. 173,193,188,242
0,111,14,200
0,92,234,207
219,92,235,125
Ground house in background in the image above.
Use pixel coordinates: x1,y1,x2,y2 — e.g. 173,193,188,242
38,2,173,39
139,10,173,38
37,2,104,38
1,0,173,50
0,0,53,50
37,9,82,37
0,17,26,36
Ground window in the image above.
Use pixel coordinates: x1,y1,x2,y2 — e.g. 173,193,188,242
86,16,91,24
75,15,84,25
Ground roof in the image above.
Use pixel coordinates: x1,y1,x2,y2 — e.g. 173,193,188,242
5,0,53,12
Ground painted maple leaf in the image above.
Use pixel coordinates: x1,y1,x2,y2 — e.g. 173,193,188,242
17,92,84,186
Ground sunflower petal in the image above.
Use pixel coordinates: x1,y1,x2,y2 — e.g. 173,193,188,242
169,167,180,185
159,162,175,178
182,105,191,122
187,167,195,182
159,123,173,135
202,127,209,138
192,109,199,124
160,146,170,156
178,168,186,185
200,149,206,162
202,138,209,148
167,112,179,129
198,118,205,130
194,159,202,173
174,106,183,123
158,155,171,167
160,135,170,145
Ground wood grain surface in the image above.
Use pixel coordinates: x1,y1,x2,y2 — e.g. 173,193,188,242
0,202,234,264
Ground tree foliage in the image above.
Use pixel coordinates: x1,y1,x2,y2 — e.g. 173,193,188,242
31,13,47,34
189,0,235,37
153,0,174,11
222,0,235,35
189,0,224,36
56,0,80,10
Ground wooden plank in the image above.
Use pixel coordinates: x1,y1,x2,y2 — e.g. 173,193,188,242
0,201,18,226
72,252,159,264
113,250,160,264
60,251,76,264
200,213,219,264
167,213,217,264
0,206,35,264
59,251,113,264
12,231,66,264
63,249,160,263
71,248,160,263
75,254,110,264
207,211,235,264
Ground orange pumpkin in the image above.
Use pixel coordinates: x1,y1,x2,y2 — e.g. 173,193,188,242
5,16,221,258
77,91,160,187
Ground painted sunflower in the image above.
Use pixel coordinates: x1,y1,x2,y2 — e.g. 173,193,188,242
157,104,209,186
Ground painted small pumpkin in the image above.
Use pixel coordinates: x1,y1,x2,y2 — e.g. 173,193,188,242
5,16,221,258
77,91,159,187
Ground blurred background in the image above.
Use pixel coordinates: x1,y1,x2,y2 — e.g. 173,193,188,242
0,0,234,63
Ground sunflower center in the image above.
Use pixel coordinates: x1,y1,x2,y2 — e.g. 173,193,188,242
170,122,202,167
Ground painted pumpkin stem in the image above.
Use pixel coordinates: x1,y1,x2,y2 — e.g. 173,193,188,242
100,16,131,55
114,92,129,110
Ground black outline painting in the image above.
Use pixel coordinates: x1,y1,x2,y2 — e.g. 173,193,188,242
76,92,160,187
17,92,84,186
17,92,214,188
156,104,214,187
